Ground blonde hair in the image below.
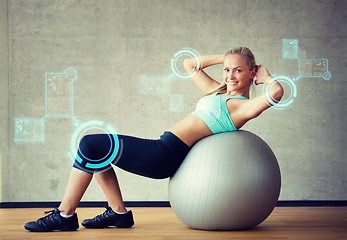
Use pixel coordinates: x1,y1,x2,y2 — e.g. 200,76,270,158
205,47,256,96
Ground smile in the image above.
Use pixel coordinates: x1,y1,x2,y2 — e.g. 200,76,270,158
227,80,239,86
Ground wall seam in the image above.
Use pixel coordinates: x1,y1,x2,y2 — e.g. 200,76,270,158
6,0,11,202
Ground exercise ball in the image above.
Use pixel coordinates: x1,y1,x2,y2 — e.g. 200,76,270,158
168,130,281,230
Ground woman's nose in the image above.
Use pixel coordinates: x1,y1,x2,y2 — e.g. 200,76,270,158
228,72,235,79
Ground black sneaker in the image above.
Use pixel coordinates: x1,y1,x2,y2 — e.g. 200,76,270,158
82,207,134,228
24,208,79,232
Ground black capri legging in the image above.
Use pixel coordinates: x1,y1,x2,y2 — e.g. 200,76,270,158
73,131,191,179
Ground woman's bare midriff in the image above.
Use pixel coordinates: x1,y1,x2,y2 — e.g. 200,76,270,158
167,114,213,147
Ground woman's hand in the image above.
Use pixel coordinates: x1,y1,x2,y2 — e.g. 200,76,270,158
184,54,224,94
236,64,284,121
254,65,272,85
254,64,284,106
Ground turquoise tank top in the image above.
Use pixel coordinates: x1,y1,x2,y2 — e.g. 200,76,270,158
191,92,248,134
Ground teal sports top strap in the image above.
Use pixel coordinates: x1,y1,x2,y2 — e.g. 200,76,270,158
191,92,248,134
215,92,248,100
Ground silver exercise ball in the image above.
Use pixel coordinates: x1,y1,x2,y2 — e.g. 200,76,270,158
168,130,281,231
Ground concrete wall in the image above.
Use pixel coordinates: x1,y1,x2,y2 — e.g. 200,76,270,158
0,0,9,202
1,0,346,202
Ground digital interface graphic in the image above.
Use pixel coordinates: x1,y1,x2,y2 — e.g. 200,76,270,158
14,118,45,143
45,67,77,118
171,49,201,79
139,74,173,95
71,120,120,174
138,48,201,113
264,75,297,109
14,68,119,173
263,39,332,110
138,43,331,111
283,39,299,59
14,41,332,170
299,59,331,80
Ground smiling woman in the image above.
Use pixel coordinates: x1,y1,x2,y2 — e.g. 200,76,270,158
185,47,256,97
222,54,256,97
24,46,284,232
171,47,284,145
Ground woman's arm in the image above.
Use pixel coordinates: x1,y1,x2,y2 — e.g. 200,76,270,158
238,65,284,120
184,54,224,93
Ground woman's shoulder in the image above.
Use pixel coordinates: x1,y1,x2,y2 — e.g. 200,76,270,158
225,96,249,113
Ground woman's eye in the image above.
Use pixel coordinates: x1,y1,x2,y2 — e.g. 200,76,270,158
224,68,229,72
235,69,242,73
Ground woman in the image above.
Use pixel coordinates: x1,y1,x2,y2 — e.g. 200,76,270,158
24,47,283,232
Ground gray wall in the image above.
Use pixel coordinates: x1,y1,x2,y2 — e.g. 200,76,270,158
1,0,346,202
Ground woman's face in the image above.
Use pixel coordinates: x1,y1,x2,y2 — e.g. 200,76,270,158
223,54,255,93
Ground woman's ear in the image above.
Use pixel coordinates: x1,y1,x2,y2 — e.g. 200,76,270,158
250,67,257,79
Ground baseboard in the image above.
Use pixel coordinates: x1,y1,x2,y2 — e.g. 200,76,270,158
0,200,346,208
0,201,170,208
276,200,347,207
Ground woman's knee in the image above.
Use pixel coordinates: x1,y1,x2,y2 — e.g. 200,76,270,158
78,134,111,159
72,134,113,174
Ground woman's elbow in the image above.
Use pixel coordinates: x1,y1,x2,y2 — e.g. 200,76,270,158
271,84,284,103
183,58,196,72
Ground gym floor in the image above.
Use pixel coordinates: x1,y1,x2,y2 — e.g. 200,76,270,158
0,207,346,240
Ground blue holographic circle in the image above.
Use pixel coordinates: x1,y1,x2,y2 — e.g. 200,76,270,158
171,49,201,79
69,120,119,173
263,75,297,110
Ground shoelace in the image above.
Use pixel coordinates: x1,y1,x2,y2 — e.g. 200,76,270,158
36,209,58,224
94,207,113,221
44,209,57,215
